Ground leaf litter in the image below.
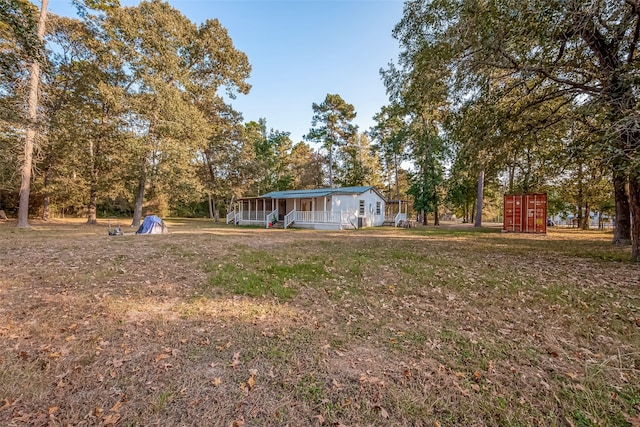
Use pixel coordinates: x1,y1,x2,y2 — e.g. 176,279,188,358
0,219,638,426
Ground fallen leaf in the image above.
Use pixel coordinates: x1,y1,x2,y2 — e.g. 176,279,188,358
212,377,221,387
103,413,121,425
48,406,58,415
314,413,325,424
625,414,640,427
247,374,256,391
155,354,169,363
231,352,241,368
110,401,123,413
0,399,13,412
112,359,123,367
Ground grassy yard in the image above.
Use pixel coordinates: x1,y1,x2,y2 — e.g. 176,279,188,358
0,218,638,426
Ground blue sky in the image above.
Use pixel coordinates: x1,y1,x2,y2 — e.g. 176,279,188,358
47,0,405,144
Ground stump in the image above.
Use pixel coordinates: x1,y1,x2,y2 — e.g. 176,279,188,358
0,210,6,220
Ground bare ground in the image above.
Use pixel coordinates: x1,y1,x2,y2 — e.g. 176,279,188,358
0,218,638,426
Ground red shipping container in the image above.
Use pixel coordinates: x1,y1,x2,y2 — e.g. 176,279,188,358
503,194,547,234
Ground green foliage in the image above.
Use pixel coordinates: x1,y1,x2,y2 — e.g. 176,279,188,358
306,93,358,188
334,133,383,188
385,0,638,254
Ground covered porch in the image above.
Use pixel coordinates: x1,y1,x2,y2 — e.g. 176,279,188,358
226,194,359,230
384,199,410,227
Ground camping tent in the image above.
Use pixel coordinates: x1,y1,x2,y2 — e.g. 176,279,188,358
136,215,168,234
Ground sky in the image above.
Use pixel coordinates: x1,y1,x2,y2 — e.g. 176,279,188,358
46,0,406,144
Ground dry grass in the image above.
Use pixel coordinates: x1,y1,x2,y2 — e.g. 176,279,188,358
0,218,639,426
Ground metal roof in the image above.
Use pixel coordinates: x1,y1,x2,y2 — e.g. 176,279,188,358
259,186,375,199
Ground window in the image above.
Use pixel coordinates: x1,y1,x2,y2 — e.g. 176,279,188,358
376,202,381,215
359,200,365,216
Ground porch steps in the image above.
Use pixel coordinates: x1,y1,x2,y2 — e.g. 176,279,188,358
269,221,285,229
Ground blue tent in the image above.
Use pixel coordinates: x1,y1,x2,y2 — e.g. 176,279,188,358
136,215,168,234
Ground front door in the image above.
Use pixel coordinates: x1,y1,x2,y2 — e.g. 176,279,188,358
278,200,286,220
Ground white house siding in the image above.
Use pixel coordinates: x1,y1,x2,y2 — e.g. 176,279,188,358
332,189,386,227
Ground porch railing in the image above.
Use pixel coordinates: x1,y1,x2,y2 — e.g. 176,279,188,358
226,210,236,224
268,209,366,229
395,212,407,227
266,209,278,228
284,210,296,229
240,210,268,221
296,211,343,224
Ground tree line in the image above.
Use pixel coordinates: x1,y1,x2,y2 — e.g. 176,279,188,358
380,0,639,260
3,1,637,260
1,0,392,226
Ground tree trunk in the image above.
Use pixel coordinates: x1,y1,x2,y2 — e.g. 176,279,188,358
86,139,98,225
394,152,400,201
227,195,235,216
581,203,590,230
87,186,98,225
132,119,155,227
208,194,214,219
434,197,440,226
474,169,484,227
131,156,148,227
628,177,640,262
612,167,631,245
17,0,48,228
470,198,476,224
328,146,334,189
42,168,50,221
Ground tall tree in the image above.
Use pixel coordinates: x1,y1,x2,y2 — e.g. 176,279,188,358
16,0,47,227
335,132,383,188
290,142,324,190
370,105,407,201
306,93,357,188
101,0,250,226
198,96,251,217
393,0,640,260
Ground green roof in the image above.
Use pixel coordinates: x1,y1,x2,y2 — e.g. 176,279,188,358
260,186,374,199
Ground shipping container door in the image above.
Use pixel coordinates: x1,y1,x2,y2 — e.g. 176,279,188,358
524,194,547,233
503,195,523,232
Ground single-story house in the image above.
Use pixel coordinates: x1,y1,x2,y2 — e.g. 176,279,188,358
227,186,407,230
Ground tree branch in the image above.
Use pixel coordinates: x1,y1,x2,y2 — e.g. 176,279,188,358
627,8,640,64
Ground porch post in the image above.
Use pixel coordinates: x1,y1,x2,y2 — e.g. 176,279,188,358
294,199,297,210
